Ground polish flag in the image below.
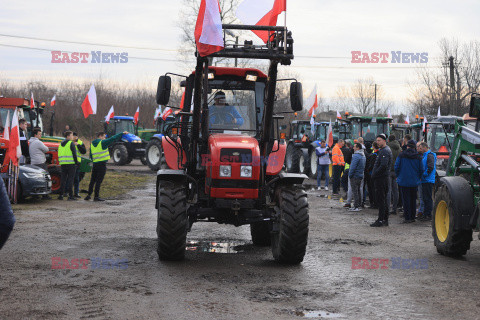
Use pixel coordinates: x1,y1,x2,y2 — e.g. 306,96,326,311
154,106,162,120
81,84,97,118
161,107,173,121
437,106,441,117
195,0,224,57
3,110,10,140
30,92,35,109
387,109,392,118
236,0,286,43
423,115,427,132
326,119,334,147
305,84,318,117
336,110,342,120
105,106,115,123
7,109,21,166
405,115,410,124
134,107,140,125
310,113,315,135
50,94,56,107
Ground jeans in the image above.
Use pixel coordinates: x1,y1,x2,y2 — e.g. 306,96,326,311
400,186,417,221
88,162,107,198
387,172,399,213
0,177,15,250
351,178,363,208
421,183,434,217
347,177,363,205
374,177,389,222
332,165,343,194
73,165,81,196
317,164,329,188
60,164,76,197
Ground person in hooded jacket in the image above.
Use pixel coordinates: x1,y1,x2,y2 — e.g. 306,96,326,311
417,141,436,221
395,140,424,223
387,135,401,215
348,143,366,211
364,142,377,208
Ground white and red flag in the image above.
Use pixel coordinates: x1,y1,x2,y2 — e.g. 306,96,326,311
326,119,334,147
194,0,224,57
305,84,318,117
437,106,441,117
50,94,56,107
387,109,392,118
81,84,97,118
423,115,427,132
30,92,35,109
134,107,140,125
236,0,286,43
405,115,410,124
161,107,173,121
336,110,342,120
3,110,10,140
105,106,115,123
7,108,21,166
154,106,162,120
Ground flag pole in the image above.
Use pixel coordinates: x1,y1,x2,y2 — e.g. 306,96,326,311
284,1,287,53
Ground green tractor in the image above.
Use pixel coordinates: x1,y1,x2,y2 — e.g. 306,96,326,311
433,93,480,257
347,115,393,143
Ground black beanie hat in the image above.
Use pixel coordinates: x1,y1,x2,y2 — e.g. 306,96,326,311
376,133,387,141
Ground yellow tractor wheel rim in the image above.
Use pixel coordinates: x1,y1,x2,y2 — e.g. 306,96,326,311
435,200,450,243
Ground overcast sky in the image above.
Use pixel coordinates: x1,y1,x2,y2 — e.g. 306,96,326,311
1,0,479,113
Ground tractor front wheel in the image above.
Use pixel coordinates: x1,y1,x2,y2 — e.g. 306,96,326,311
309,150,318,179
433,181,473,257
146,139,163,171
112,144,129,166
156,180,188,260
271,185,309,264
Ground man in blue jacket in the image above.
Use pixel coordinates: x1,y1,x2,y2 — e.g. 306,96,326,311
349,143,366,212
0,177,15,250
417,141,436,221
395,140,424,223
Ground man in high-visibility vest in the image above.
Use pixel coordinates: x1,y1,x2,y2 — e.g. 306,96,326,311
84,131,127,201
72,132,87,198
331,139,345,195
58,131,79,200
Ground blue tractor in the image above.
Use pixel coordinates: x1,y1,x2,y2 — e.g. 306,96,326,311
104,116,147,165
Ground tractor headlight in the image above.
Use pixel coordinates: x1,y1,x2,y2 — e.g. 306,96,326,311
219,165,231,177
240,165,252,178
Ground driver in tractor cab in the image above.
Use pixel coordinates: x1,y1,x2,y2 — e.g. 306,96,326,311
209,91,244,126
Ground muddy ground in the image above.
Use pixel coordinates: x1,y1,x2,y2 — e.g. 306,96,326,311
1,160,480,319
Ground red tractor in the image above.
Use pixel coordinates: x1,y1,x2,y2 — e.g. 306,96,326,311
154,24,309,263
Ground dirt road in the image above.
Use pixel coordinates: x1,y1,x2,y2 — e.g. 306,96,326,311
1,168,480,319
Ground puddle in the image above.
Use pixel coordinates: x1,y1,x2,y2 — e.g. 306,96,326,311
296,310,343,318
186,241,245,253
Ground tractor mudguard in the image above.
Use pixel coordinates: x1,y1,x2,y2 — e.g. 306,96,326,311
267,141,286,176
161,136,187,170
155,169,194,209
439,176,475,230
267,172,308,189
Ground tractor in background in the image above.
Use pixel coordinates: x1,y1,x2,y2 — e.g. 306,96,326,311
284,120,312,174
433,93,480,257
144,115,176,171
104,116,147,165
347,115,393,143
154,24,309,263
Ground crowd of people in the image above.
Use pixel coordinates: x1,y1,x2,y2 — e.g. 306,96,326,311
315,133,436,227
13,121,127,202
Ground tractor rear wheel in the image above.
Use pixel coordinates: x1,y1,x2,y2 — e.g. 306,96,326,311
309,150,317,179
250,221,272,246
433,182,473,257
289,148,301,173
298,152,309,176
272,185,309,264
112,144,129,165
146,139,163,171
156,180,188,261
285,143,296,172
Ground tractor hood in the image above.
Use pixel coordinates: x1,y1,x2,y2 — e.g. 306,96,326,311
209,134,259,151
121,133,142,143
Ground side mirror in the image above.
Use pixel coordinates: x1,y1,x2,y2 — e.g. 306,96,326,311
156,75,172,105
290,82,303,112
469,93,480,118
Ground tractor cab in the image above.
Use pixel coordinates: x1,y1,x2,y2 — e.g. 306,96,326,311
347,115,393,143
289,120,311,144
104,116,147,165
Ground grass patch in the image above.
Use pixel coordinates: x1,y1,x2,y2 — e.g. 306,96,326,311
80,170,152,199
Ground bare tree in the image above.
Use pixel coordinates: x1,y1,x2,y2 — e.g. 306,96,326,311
333,78,388,115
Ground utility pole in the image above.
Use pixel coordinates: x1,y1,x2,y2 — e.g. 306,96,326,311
374,84,377,114
449,56,455,115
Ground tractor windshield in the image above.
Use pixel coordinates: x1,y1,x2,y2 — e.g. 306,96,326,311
115,120,135,134
352,121,389,141
0,107,26,129
427,124,454,152
208,80,264,135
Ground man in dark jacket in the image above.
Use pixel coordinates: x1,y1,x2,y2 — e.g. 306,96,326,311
417,141,436,221
341,140,353,194
370,134,393,227
364,142,377,208
348,143,366,211
387,135,401,215
395,140,424,223
0,177,15,250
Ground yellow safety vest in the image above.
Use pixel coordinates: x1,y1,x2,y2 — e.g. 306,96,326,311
91,141,110,163
58,141,75,165
345,163,350,170
76,139,84,162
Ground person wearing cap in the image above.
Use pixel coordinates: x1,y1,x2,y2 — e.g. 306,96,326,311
209,91,244,126
395,140,424,223
370,134,393,227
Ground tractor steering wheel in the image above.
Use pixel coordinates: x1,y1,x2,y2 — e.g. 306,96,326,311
209,111,237,125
